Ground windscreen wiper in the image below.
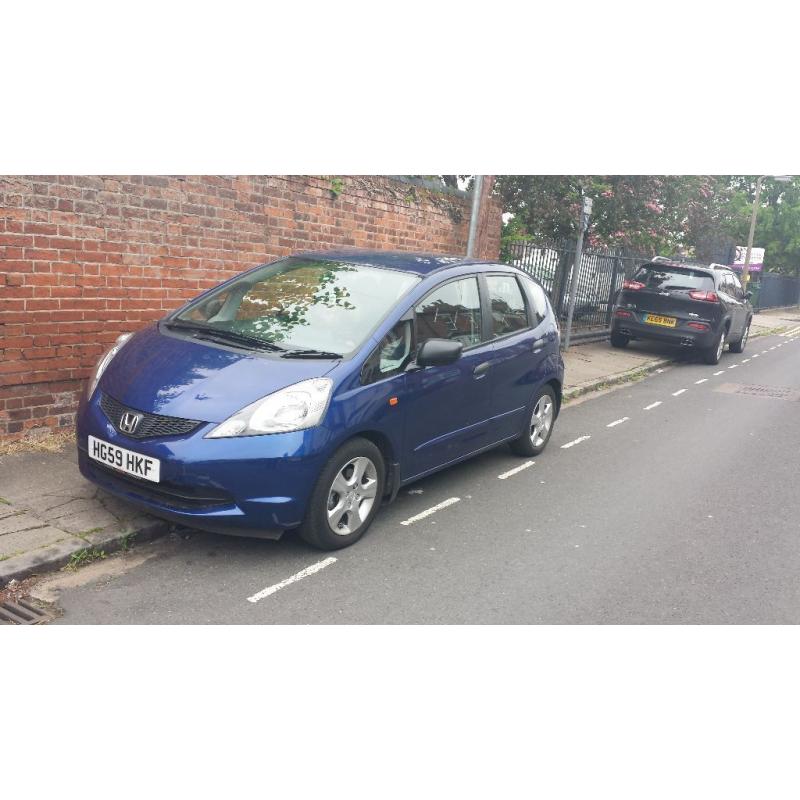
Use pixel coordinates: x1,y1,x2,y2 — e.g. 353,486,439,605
279,348,343,359
165,320,285,352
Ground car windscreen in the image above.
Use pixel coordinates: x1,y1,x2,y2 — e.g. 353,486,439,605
633,266,715,292
174,258,420,355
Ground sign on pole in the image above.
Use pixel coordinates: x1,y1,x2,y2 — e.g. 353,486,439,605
730,246,765,273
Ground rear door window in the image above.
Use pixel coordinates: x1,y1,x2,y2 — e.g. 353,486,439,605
634,266,715,292
486,275,529,336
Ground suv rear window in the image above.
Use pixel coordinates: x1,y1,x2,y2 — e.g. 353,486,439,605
633,266,715,292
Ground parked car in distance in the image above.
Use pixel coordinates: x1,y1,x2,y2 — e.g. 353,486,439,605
610,260,753,364
77,251,564,550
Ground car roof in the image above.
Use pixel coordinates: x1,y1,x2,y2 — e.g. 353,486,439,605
294,249,495,276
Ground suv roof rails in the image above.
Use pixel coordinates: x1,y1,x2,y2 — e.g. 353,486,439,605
650,255,673,264
708,262,729,270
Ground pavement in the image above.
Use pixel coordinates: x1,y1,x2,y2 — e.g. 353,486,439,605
2,305,799,600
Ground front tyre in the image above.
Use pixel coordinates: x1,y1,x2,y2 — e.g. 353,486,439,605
610,330,630,348
510,385,557,457
297,437,385,550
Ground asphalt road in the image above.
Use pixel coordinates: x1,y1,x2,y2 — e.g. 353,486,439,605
50,330,800,624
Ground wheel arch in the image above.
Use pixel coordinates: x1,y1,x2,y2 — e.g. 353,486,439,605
343,429,399,500
546,377,563,417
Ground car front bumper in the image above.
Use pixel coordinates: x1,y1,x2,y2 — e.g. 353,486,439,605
76,392,333,538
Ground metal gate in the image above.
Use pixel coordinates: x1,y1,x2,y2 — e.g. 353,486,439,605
506,239,647,334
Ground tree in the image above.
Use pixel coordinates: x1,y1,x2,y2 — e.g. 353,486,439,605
495,175,726,255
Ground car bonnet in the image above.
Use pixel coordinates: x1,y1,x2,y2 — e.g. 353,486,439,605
98,325,341,424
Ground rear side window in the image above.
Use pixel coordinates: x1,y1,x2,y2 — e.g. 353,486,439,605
486,275,529,336
634,266,714,292
522,277,548,326
415,277,483,348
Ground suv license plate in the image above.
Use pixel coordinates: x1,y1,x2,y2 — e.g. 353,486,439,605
88,435,161,482
644,314,677,328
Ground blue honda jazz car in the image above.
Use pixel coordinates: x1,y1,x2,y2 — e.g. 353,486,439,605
77,250,564,549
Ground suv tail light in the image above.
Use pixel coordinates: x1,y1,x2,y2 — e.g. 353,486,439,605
622,279,645,291
688,290,719,302
614,309,633,318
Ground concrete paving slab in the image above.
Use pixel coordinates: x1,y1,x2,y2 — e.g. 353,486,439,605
0,525,73,558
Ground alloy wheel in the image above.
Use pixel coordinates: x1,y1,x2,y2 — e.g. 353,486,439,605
717,330,726,360
326,456,378,536
530,395,554,448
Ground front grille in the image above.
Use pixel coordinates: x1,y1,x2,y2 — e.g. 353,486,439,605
100,393,202,439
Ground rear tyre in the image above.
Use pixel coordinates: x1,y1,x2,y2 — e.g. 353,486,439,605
729,319,751,353
297,437,385,550
510,385,557,457
703,327,726,365
610,331,630,348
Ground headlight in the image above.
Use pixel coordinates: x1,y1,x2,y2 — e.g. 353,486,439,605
87,333,133,399
206,378,333,438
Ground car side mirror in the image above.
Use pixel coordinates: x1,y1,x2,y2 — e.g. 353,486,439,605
415,338,463,368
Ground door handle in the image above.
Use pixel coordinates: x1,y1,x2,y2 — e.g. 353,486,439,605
473,361,491,378
532,338,547,352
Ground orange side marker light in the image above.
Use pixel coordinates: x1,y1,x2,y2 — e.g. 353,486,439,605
389,397,399,406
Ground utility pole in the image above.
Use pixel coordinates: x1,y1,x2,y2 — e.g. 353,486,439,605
742,175,792,290
741,176,764,292
563,195,593,350
466,175,484,258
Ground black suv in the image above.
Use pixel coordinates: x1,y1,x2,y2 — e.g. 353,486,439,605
610,259,753,365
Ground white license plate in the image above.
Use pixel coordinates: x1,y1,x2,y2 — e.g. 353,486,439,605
88,435,161,483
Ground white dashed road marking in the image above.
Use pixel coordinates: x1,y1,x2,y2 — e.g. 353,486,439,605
713,370,725,376
498,461,535,480
644,401,662,411
742,358,750,363
400,497,460,525
247,557,337,603
752,354,759,358
607,417,629,428
561,435,591,449
695,378,708,384
728,364,738,369
672,389,687,396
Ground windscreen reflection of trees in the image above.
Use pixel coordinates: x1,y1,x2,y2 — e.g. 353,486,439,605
187,261,360,346
234,262,357,343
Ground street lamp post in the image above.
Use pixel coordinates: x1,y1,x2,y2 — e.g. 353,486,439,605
741,175,792,291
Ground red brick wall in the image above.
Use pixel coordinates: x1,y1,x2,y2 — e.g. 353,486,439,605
0,175,501,441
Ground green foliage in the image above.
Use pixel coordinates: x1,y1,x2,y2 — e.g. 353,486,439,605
495,175,800,275
66,547,107,571
120,532,136,552
329,177,344,198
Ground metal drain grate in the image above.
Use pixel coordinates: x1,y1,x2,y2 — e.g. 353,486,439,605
716,383,800,401
0,599,52,625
